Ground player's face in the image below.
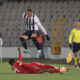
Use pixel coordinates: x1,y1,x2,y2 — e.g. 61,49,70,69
75,22,80,29
27,11,32,18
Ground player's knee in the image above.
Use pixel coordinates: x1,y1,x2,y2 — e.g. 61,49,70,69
32,36,36,38
20,35,28,40
31,34,37,37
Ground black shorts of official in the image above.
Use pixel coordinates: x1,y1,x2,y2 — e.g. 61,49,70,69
23,30,38,39
73,42,80,53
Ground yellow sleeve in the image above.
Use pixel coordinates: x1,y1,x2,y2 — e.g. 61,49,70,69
69,30,74,44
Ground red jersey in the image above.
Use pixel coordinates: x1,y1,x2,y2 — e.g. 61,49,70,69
12,61,30,73
12,61,41,74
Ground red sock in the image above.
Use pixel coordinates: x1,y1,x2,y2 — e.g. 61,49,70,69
48,69,60,73
44,64,55,69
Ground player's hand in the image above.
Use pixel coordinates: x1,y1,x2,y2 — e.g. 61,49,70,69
17,47,21,53
69,44,72,49
45,35,50,41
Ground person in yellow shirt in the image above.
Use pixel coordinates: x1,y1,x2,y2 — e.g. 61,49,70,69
69,22,80,68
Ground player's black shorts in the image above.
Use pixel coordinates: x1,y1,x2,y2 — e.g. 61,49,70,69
73,42,80,53
23,30,38,39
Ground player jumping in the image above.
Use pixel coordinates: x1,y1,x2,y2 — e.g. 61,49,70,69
20,9,50,58
8,48,69,74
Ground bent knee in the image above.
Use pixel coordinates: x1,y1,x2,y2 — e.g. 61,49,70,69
20,35,28,40
31,34,37,38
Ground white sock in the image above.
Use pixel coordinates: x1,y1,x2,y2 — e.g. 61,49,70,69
37,50,41,58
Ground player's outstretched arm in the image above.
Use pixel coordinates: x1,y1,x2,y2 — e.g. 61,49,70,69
34,15,50,40
17,47,22,62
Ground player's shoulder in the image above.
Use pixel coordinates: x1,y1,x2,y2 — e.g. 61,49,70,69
17,61,23,66
33,14,39,22
0,37,2,40
17,61,20,63
33,14,36,17
34,14,38,18
14,61,20,65
71,28,76,32
22,13,27,18
16,61,22,63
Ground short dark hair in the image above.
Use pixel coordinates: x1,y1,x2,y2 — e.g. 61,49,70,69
9,59,15,65
27,9,32,12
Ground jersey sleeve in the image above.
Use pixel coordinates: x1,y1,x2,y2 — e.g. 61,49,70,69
34,15,47,35
22,13,26,18
19,52,22,62
69,29,74,44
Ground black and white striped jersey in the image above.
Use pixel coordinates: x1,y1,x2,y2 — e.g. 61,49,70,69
23,13,47,35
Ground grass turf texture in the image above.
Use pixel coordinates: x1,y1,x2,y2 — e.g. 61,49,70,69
0,63,80,80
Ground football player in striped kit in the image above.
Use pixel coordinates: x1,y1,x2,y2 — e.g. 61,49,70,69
20,9,50,59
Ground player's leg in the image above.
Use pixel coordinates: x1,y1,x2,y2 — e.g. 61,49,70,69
31,32,45,59
36,33,45,59
37,67,60,73
44,64,56,69
32,37,42,58
22,62,41,73
39,44,45,59
78,50,80,67
39,67,59,74
30,62,43,67
74,53,78,68
30,62,43,70
30,62,58,71
20,35,28,49
48,66,69,74
31,33,39,50
31,33,42,58
20,32,30,53
48,68,60,73
30,62,56,70
77,43,80,67
73,43,78,68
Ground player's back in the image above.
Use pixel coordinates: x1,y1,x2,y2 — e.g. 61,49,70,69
12,61,30,74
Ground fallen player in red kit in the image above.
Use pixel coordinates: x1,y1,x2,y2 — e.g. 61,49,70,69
8,48,69,74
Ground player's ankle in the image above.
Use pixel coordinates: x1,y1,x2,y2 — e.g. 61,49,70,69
23,49,30,54
75,65,78,68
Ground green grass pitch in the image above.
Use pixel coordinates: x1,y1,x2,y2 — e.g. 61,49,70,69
0,62,80,80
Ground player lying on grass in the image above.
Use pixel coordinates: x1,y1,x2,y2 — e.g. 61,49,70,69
8,48,69,74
